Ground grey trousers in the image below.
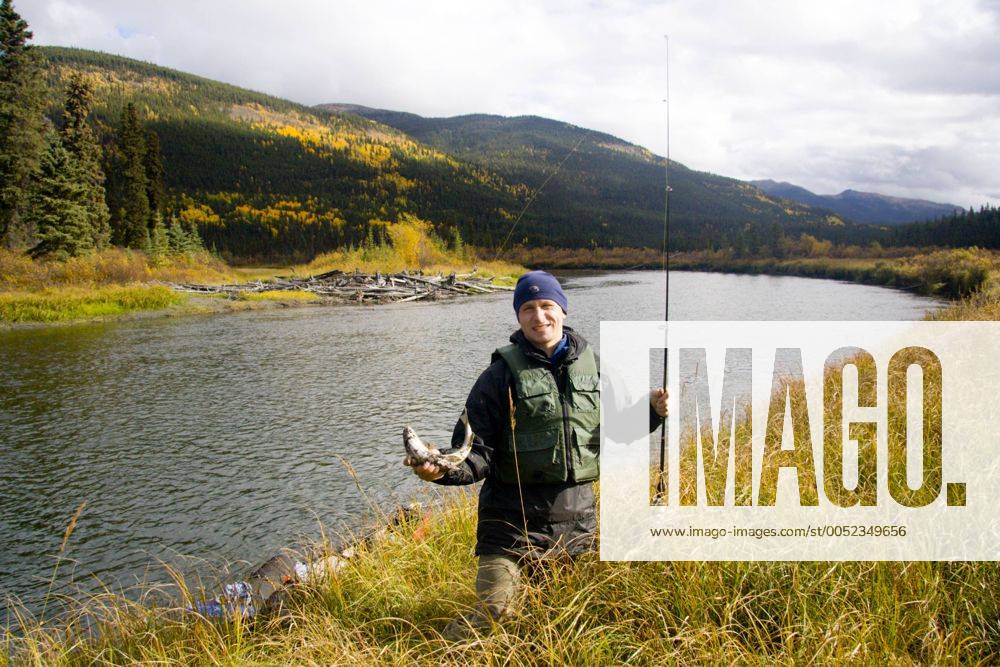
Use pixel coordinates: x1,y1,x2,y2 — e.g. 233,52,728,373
475,554,521,618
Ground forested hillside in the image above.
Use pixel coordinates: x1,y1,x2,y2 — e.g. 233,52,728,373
38,47,520,261
26,48,991,262
321,106,886,250
892,205,999,249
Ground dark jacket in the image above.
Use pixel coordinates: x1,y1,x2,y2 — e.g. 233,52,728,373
435,326,663,559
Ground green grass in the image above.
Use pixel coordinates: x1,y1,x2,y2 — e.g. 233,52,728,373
4,491,997,665
0,285,183,324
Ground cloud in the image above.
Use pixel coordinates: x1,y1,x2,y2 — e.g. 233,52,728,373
19,0,1000,207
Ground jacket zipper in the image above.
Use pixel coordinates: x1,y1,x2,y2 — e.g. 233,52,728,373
559,366,573,481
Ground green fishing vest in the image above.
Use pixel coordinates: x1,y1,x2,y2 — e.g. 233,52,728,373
494,343,601,484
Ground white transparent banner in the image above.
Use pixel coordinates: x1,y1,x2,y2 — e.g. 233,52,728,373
600,321,1000,561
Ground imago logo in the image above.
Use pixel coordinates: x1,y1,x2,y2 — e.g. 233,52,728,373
599,322,998,561
666,346,964,509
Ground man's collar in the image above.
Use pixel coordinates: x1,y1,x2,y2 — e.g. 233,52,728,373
510,326,584,365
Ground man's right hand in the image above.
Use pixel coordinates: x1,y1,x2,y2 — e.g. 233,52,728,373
408,460,445,481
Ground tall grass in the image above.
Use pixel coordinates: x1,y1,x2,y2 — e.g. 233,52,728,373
237,290,320,302
671,247,998,299
4,491,997,665
0,286,182,323
0,248,238,291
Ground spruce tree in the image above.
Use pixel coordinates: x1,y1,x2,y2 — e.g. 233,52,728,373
113,102,150,249
27,132,93,260
143,128,166,226
167,215,186,253
149,210,169,258
60,74,111,249
0,0,47,247
182,217,204,252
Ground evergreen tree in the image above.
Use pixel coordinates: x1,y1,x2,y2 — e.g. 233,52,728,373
149,210,168,257
59,74,111,249
143,127,166,225
0,0,47,247
27,132,93,260
112,102,150,249
184,218,204,252
166,215,185,253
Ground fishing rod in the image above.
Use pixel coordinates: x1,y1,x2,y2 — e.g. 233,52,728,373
493,135,586,260
654,35,671,504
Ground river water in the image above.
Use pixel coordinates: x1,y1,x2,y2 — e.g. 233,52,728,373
0,271,944,619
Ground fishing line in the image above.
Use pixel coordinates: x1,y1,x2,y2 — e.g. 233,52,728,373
654,34,671,504
493,135,587,260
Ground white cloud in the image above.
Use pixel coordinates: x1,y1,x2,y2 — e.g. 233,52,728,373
19,0,1000,207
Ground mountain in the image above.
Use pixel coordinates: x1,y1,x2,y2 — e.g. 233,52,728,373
751,180,962,226
322,105,880,250
39,47,522,261
37,47,880,262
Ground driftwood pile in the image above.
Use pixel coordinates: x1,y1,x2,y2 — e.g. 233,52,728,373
167,269,513,304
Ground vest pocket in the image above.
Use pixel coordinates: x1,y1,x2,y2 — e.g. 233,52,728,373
570,373,600,412
572,426,601,481
502,427,565,484
517,391,559,418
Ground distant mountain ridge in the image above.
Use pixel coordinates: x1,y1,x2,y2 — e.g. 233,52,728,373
750,179,962,226
35,47,889,261
319,104,878,249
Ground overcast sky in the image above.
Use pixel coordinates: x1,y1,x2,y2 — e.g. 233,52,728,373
21,0,1000,208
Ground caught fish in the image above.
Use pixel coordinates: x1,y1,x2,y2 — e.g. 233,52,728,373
403,408,474,471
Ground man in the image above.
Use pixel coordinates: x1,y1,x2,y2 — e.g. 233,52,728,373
406,270,668,638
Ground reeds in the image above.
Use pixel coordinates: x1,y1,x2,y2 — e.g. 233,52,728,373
4,490,996,665
0,286,182,323
0,248,236,291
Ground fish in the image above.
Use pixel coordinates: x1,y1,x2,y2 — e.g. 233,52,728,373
403,408,474,471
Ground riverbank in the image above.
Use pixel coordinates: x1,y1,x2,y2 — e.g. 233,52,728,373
6,490,997,665
4,271,996,664
0,290,339,329
669,247,997,300
0,242,524,327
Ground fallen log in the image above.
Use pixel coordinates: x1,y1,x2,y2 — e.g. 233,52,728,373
163,270,512,304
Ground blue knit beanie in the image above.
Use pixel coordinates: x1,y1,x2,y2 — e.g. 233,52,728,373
513,270,568,314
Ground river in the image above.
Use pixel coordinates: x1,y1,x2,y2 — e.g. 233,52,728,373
0,270,944,620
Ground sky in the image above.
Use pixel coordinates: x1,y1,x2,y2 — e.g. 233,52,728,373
20,0,1000,208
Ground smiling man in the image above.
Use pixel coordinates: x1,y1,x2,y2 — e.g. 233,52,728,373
406,270,668,640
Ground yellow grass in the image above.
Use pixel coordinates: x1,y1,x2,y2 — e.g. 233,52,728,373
237,290,320,302
0,285,183,323
0,248,237,290
4,490,997,665
671,247,999,299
